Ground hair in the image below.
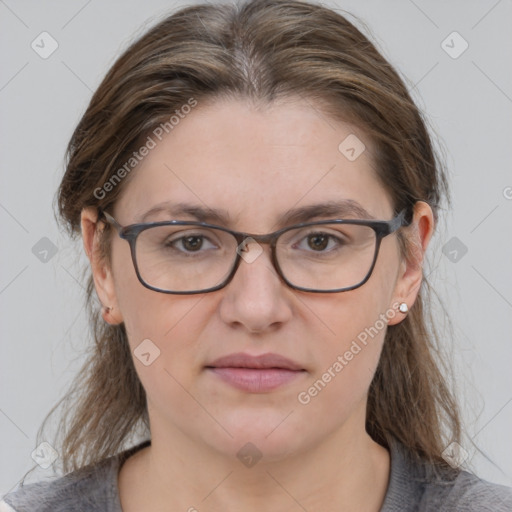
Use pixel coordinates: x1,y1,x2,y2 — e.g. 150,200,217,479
30,0,467,478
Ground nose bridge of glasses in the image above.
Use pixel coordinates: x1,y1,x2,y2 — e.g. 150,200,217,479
234,232,276,266
232,230,276,245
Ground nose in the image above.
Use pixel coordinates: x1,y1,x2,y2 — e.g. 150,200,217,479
218,242,293,333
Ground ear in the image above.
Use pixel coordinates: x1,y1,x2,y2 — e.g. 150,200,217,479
387,201,434,326
81,207,123,325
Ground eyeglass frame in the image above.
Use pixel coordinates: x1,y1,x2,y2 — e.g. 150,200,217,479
98,208,412,295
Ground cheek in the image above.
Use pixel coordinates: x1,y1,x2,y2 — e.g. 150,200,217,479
318,292,389,369
115,292,223,440
110,243,211,373
118,290,210,369
299,249,400,401
114,290,216,429
294,292,391,434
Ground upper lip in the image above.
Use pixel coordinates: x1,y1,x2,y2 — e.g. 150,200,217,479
206,352,304,371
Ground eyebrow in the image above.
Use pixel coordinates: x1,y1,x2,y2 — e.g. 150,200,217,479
137,199,376,226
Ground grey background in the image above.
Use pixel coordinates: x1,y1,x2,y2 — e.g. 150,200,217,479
1,0,511,496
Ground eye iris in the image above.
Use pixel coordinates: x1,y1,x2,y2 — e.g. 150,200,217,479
183,236,203,251
308,234,328,251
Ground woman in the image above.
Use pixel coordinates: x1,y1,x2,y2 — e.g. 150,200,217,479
2,0,511,510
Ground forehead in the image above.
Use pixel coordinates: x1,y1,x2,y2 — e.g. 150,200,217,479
115,97,393,228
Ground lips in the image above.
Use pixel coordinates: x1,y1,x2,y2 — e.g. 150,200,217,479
205,353,306,393
206,352,304,371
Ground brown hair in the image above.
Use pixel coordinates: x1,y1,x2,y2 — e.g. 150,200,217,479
33,0,466,477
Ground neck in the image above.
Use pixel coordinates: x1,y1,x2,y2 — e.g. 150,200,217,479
119,404,390,512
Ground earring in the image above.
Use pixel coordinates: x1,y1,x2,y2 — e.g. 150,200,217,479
101,304,113,321
398,302,409,314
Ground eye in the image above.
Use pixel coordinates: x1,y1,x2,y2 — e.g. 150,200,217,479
170,233,217,252
295,231,346,252
179,235,203,251
308,233,329,251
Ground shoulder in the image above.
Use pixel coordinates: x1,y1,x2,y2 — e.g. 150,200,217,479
1,440,150,512
421,469,512,512
0,456,119,512
381,438,512,512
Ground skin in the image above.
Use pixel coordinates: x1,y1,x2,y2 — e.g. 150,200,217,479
81,97,434,512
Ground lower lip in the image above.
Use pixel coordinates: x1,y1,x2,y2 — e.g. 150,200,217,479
206,367,305,392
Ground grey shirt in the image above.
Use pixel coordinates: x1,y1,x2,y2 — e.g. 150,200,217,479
2,438,511,511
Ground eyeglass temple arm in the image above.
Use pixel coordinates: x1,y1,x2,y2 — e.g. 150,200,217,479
389,208,413,232
98,210,123,231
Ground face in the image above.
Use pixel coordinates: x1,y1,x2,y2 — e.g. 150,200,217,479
84,97,428,462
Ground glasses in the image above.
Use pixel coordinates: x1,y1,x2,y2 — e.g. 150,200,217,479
99,208,411,294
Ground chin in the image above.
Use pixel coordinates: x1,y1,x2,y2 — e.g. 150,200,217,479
206,410,308,462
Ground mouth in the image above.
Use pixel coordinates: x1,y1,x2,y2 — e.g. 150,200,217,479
205,352,307,393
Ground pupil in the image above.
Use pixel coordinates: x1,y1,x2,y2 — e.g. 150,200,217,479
308,234,328,251
183,236,203,251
